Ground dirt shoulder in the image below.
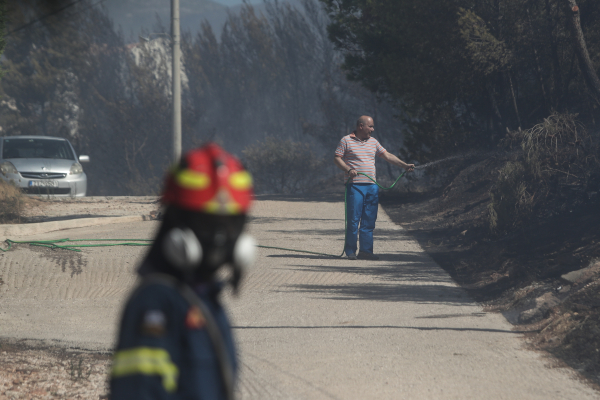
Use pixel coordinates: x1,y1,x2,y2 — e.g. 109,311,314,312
380,155,600,388
20,196,161,223
0,341,110,399
0,197,160,400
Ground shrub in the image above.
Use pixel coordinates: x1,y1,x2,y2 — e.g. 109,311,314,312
489,113,600,233
520,113,595,182
488,161,535,232
0,179,26,223
242,137,327,194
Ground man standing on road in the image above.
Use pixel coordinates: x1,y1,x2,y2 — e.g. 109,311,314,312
334,116,414,260
110,143,255,400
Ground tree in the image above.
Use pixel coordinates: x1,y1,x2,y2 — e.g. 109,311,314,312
1,1,88,138
0,0,6,70
0,1,173,195
562,0,600,101
182,0,406,161
320,0,600,161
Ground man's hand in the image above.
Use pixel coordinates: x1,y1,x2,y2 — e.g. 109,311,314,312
348,168,358,178
381,152,414,173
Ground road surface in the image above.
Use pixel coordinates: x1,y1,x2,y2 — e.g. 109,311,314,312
0,198,597,399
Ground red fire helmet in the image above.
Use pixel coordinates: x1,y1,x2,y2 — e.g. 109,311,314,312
162,143,253,215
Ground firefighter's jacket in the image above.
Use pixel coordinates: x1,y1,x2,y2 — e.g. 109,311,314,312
109,275,237,400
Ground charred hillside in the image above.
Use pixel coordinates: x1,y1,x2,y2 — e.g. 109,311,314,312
381,118,600,385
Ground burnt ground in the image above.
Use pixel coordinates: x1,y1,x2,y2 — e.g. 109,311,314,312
0,339,111,399
380,154,600,388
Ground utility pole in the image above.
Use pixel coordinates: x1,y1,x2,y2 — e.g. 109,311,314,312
172,0,182,163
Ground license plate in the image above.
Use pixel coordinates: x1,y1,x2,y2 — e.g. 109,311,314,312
29,180,58,188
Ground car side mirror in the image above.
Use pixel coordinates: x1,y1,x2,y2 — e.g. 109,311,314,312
79,155,90,163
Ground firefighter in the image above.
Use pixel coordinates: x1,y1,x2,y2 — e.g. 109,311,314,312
110,143,255,400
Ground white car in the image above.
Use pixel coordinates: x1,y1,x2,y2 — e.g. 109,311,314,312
0,136,90,197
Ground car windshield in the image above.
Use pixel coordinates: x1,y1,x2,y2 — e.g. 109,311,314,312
2,138,75,160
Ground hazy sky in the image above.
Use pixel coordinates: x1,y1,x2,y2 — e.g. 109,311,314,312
103,0,267,39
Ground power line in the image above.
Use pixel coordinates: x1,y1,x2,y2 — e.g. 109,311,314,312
8,0,85,35
7,0,105,36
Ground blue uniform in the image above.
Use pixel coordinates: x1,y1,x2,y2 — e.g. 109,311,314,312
110,275,237,400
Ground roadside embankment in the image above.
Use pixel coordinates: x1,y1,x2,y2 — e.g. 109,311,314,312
381,155,600,388
0,196,161,238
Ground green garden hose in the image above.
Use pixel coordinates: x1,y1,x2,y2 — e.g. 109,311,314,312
0,238,153,252
0,171,407,258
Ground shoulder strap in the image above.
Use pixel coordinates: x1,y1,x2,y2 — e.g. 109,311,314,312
137,273,236,400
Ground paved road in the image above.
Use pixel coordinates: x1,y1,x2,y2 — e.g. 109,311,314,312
0,199,598,399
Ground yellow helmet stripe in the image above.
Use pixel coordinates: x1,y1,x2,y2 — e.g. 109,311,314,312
229,171,253,190
176,170,210,190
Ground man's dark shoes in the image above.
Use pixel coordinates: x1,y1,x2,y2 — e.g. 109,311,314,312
357,252,379,260
347,253,357,260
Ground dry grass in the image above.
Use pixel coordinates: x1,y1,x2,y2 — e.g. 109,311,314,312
0,179,31,224
489,113,600,233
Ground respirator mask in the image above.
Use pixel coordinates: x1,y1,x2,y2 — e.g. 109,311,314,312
161,213,256,291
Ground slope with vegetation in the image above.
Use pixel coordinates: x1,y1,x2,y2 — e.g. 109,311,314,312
381,118,600,383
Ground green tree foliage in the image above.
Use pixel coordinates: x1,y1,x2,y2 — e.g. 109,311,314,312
182,0,405,156
457,8,513,76
320,0,600,162
2,1,87,138
0,1,173,195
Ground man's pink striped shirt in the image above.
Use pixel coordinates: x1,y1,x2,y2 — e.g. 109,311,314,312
335,133,387,184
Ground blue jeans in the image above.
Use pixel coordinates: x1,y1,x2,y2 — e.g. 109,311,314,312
345,183,379,256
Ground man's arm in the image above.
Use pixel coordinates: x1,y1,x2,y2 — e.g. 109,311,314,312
334,156,358,178
380,151,415,172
